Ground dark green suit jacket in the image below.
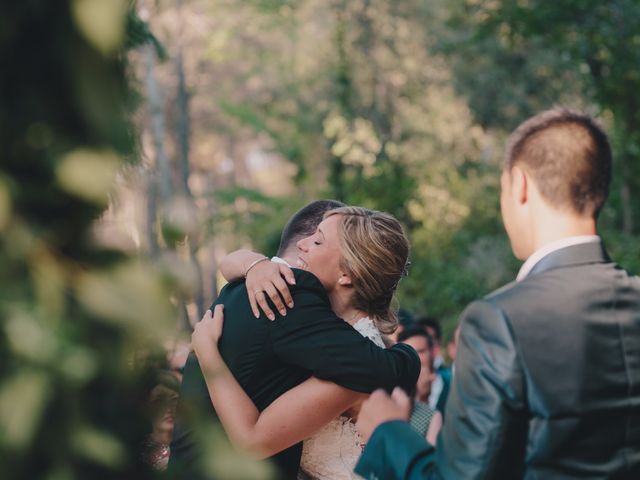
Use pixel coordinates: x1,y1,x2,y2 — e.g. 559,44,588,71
356,241,640,479
170,268,419,479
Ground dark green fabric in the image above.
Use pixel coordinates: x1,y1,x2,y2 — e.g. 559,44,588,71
170,268,419,479
356,242,640,480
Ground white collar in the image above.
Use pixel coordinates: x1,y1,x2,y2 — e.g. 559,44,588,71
271,256,292,267
516,235,600,282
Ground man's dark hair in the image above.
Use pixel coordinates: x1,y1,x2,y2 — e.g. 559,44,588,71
277,199,345,256
418,316,441,342
397,325,435,350
505,108,612,218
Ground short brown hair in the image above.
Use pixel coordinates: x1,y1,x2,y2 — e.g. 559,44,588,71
277,199,345,256
325,207,410,334
505,108,612,217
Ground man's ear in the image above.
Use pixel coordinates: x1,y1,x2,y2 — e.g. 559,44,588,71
511,165,529,206
338,273,353,287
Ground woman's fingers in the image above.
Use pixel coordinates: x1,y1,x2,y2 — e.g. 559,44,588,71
272,275,293,311
191,307,226,372
192,310,212,338
245,260,295,319
246,261,277,318
255,290,275,321
201,309,213,323
279,263,296,286
191,310,211,353
263,283,284,318
194,306,224,337
212,304,225,338
248,290,260,319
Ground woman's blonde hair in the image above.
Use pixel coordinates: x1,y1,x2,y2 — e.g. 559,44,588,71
325,206,410,334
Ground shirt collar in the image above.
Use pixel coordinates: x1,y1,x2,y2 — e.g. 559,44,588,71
516,235,600,282
270,256,292,267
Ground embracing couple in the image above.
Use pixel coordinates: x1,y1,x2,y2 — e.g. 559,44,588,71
170,203,420,479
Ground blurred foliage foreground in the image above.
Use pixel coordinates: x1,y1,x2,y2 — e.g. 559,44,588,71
0,1,268,479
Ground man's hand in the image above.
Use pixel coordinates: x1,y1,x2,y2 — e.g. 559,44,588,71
356,387,412,443
245,260,295,320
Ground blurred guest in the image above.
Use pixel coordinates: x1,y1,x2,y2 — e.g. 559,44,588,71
397,326,435,403
422,325,462,446
164,337,190,381
446,324,461,365
418,317,451,414
418,317,443,366
142,370,180,471
398,326,442,446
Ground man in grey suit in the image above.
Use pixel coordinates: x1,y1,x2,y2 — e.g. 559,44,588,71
355,108,640,479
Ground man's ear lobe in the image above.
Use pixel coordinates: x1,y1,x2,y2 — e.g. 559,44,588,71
338,273,353,286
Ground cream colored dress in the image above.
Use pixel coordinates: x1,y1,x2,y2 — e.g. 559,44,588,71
298,317,385,480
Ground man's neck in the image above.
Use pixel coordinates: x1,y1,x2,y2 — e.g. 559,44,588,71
278,250,298,267
528,212,597,257
516,212,600,281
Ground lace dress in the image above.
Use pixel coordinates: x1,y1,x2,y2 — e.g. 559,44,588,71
298,317,385,480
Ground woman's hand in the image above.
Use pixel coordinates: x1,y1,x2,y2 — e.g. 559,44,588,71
245,260,295,320
191,306,225,371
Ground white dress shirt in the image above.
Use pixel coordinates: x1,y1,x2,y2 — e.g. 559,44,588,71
271,256,292,267
516,235,601,282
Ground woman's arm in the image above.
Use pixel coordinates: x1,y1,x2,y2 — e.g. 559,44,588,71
219,249,266,281
219,249,295,319
192,306,366,458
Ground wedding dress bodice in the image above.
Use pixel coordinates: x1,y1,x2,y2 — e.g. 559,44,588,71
298,317,384,480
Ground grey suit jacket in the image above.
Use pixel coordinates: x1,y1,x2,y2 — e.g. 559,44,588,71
356,241,640,479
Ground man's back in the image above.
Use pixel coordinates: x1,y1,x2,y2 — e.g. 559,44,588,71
438,241,640,479
171,268,419,479
492,243,640,478
356,242,640,480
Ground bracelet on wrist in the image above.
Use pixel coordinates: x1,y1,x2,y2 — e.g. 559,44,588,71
244,256,269,278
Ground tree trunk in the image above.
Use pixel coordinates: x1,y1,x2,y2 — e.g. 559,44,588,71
146,170,159,256
143,39,172,203
140,0,169,255
328,4,351,201
176,0,205,321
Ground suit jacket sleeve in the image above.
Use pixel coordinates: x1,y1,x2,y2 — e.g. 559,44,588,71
355,299,528,480
355,420,436,480
270,271,419,394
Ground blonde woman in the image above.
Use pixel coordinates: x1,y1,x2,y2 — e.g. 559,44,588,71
191,207,411,479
